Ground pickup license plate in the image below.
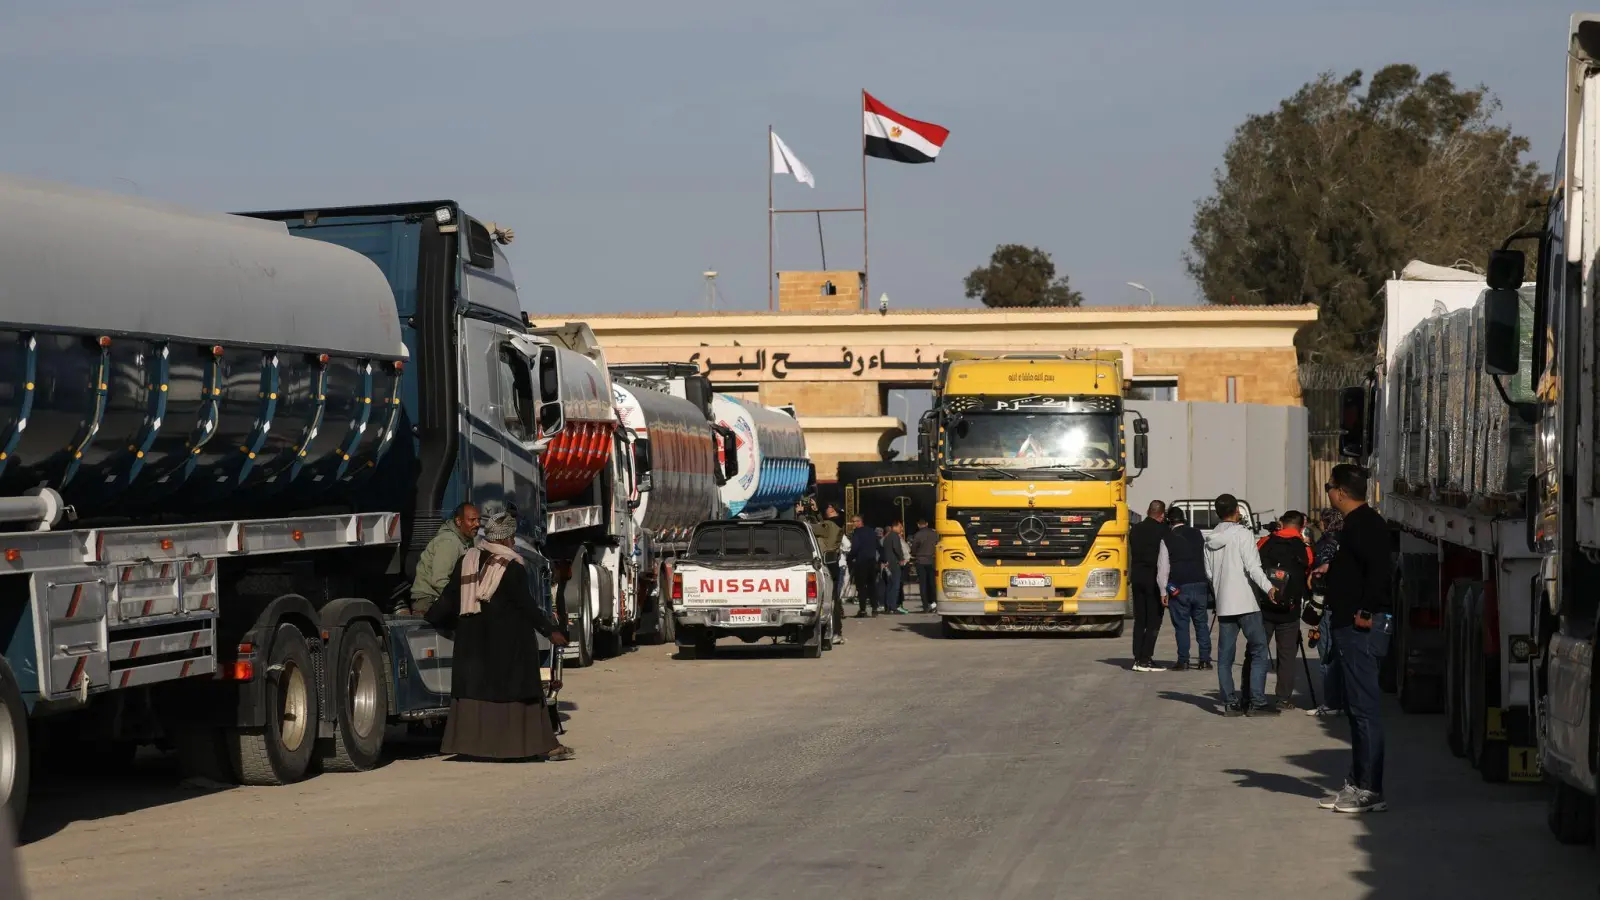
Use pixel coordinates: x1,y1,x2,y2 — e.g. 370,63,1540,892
1010,575,1052,588
727,608,764,624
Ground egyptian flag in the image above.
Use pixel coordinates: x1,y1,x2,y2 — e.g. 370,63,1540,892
863,92,949,164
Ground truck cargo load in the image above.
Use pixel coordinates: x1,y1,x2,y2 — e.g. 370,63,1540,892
0,174,409,524
712,394,809,517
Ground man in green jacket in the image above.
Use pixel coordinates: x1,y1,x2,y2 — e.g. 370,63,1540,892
409,503,480,615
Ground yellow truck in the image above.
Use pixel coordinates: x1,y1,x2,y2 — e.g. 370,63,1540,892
917,351,1148,637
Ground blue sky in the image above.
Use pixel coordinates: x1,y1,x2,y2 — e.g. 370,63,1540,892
0,1,1573,313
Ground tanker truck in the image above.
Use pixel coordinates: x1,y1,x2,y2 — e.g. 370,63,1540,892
712,394,813,519
0,175,568,827
609,364,736,646
523,322,642,668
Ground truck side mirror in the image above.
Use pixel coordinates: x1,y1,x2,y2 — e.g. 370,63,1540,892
916,410,936,465
537,345,565,437
1486,248,1526,291
1132,433,1148,470
634,439,654,494
1337,386,1372,459
1482,288,1522,376
715,424,739,480
1132,416,1149,436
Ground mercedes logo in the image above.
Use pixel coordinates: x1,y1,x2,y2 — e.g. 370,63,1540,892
1017,516,1047,543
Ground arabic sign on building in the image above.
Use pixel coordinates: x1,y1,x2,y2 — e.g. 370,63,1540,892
592,344,1137,382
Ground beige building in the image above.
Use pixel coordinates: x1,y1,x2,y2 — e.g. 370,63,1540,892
543,293,1317,482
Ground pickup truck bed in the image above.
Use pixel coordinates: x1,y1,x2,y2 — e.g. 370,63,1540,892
671,520,833,659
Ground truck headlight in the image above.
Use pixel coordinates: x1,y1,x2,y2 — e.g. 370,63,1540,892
941,568,980,599
1080,568,1121,599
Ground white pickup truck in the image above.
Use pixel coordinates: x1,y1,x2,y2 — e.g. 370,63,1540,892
670,520,835,659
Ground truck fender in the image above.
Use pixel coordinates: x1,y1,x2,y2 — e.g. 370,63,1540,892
232,593,322,729
317,598,391,723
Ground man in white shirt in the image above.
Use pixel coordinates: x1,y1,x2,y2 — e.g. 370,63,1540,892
1203,493,1279,717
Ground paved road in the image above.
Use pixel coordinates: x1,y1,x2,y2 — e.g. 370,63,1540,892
17,614,1599,899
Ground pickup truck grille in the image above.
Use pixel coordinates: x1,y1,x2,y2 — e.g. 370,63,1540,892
949,507,1113,565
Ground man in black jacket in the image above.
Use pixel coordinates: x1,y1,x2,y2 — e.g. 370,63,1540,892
1162,507,1212,671
1317,465,1394,814
846,515,882,618
1128,500,1169,672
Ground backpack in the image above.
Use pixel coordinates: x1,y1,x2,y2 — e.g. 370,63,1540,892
1257,534,1309,613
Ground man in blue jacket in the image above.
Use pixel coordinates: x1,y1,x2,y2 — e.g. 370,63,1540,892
846,515,882,618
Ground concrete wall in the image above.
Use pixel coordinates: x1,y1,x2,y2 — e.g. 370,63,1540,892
1126,401,1310,522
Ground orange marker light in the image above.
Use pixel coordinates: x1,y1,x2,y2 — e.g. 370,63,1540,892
3,549,18,563
291,529,304,542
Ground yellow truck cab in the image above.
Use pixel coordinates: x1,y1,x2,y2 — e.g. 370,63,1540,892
918,351,1148,638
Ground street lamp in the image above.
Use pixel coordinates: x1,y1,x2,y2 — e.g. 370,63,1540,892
1126,282,1155,306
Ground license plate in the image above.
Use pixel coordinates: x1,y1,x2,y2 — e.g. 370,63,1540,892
727,608,764,624
1010,575,1051,588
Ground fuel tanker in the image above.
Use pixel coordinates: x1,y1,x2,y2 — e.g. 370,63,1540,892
0,175,567,828
712,394,812,519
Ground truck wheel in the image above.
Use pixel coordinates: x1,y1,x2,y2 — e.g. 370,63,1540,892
231,624,320,786
564,558,596,669
323,623,387,773
0,656,29,830
1549,777,1595,844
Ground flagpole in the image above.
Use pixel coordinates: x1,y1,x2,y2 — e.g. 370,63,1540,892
768,124,775,311
860,90,869,311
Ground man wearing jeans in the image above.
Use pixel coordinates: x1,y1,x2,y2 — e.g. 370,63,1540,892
1203,493,1278,716
1318,465,1394,813
1162,507,1213,671
909,518,938,613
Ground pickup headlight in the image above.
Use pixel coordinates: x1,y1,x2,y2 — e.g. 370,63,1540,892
941,568,980,599
1080,568,1121,599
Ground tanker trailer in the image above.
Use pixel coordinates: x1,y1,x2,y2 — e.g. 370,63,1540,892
612,368,730,645
712,394,814,519
0,175,563,828
522,323,630,668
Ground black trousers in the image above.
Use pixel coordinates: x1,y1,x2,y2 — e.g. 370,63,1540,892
850,562,879,613
1131,578,1164,663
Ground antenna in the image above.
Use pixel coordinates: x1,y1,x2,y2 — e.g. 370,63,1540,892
703,270,720,310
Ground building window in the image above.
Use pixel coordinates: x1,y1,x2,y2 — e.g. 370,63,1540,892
1126,377,1177,402
1226,376,1238,403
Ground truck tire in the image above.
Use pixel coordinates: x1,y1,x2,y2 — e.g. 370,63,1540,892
231,624,320,786
323,623,387,773
564,556,596,669
1548,777,1594,845
0,657,29,830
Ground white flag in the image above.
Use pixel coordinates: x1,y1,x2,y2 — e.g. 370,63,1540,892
771,131,815,188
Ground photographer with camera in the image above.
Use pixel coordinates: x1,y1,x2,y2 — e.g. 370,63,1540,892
1304,509,1345,717
1314,465,1394,814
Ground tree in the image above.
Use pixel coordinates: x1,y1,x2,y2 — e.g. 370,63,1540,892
964,244,1085,308
1186,65,1547,364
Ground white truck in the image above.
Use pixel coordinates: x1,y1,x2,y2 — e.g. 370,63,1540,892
1343,260,1538,786
671,520,834,659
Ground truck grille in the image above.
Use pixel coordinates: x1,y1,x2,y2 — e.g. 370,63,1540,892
949,507,1113,564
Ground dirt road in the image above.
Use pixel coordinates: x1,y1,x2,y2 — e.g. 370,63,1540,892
17,614,1598,899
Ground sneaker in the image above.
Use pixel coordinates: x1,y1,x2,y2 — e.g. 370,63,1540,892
1276,698,1297,712
1222,703,1247,717
1195,661,1214,671
1246,703,1281,717
1334,789,1387,814
1131,661,1150,672
833,636,846,645
894,608,909,615
1306,705,1338,717
1169,662,1190,672
1318,784,1357,810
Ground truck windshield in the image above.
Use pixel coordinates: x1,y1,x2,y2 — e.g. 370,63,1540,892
945,412,1120,479
689,524,813,560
